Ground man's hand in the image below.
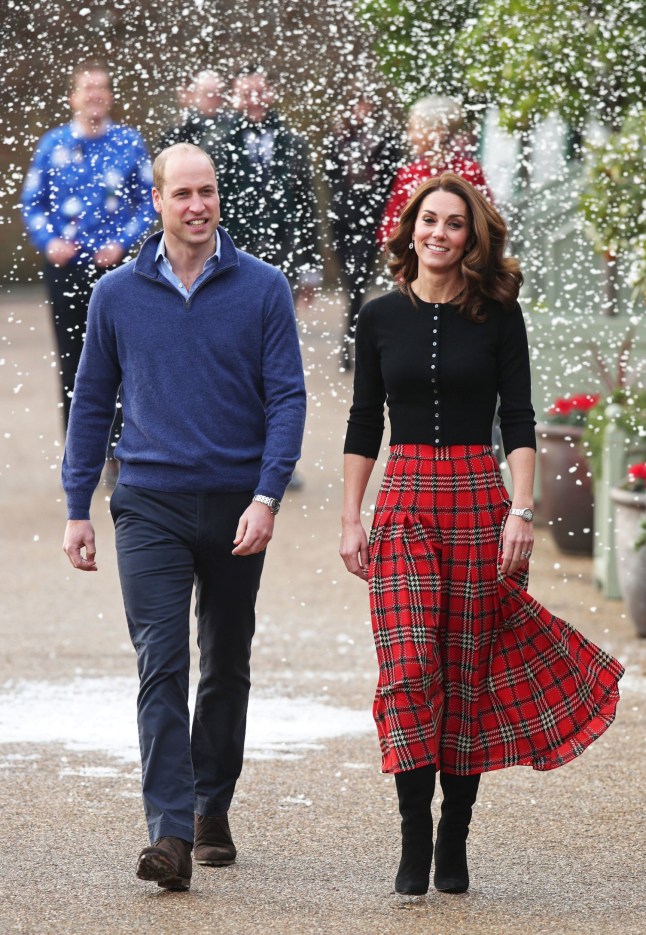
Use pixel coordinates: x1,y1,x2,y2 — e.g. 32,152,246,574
232,501,274,556
93,242,125,269
63,519,98,571
45,238,79,267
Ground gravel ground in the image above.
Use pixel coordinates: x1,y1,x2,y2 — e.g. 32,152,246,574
1,286,644,935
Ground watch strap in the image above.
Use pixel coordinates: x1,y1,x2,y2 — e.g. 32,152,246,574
509,507,534,521
252,494,280,514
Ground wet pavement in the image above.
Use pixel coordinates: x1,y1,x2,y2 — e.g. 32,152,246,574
1,286,645,934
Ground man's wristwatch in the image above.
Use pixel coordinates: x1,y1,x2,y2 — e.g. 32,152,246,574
509,507,534,522
252,494,281,515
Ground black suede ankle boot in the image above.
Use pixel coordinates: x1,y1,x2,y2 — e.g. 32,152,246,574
394,764,436,895
433,771,481,894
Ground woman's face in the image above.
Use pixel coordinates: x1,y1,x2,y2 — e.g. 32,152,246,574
407,116,450,157
412,190,471,276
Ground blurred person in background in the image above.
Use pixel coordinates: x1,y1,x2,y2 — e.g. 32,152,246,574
20,61,153,482
204,66,320,491
378,95,490,246
157,69,232,151
324,90,401,370
203,67,322,314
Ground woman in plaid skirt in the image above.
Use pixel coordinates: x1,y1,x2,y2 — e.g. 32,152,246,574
340,173,624,897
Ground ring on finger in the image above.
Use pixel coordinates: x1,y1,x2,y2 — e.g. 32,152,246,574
521,550,532,559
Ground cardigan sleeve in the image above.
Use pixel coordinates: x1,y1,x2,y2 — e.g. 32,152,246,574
496,302,536,455
343,302,386,458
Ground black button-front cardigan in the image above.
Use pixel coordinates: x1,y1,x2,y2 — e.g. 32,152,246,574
343,289,536,459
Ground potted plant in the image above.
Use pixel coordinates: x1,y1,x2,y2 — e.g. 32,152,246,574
582,387,646,483
611,463,646,637
536,394,599,555
581,328,646,482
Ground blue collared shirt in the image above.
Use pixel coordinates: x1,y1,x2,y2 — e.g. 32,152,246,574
155,230,221,299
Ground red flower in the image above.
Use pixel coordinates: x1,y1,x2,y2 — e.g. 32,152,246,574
548,398,573,416
546,393,600,425
627,462,646,485
568,393,601,411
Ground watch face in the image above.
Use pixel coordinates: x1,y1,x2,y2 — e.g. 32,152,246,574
523,508,534,522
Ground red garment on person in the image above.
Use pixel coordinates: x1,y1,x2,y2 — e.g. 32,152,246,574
368,444,624,775
377,156,492,246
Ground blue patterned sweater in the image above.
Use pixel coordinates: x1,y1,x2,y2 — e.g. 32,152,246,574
20,121,154,258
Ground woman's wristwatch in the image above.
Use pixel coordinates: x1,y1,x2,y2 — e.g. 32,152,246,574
252,494,281,514
509,507,534,522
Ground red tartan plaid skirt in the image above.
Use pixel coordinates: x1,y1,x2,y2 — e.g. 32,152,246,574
368,444,624,775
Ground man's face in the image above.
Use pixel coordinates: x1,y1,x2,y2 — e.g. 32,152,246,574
191,72,224,118
233,74,273,121
152,151,220,251
70,70,113,124
352,98,373,125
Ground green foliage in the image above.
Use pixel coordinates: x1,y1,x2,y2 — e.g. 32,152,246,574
635,519,646,553
359,1,646,292
580,109,646,294
580,328,646,480
356,0,482,106
459,1,646,294
582,389,646,483
625,466,646,552
359,1,646,130
457,1,646,133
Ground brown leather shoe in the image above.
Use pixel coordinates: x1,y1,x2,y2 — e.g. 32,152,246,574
194,814,237,866
136,836,192,890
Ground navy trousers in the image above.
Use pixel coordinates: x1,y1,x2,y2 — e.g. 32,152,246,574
110,484,265,844
44,261,100,429
44,261,121,449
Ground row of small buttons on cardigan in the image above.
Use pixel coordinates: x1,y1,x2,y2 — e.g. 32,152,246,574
432,305,440,444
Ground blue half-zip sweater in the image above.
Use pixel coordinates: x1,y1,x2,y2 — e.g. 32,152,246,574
63,228,306,519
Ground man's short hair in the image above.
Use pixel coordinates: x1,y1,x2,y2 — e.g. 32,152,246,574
153,143,217,193
68,61,111,94
235,64,265,78
189,69,223,90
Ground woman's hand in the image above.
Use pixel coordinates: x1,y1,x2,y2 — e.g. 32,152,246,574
500,513,534,577
503,447,536,577
340,519,370,581
340,454,376,583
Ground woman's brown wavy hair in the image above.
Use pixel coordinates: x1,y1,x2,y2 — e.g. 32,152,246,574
386,172,523,322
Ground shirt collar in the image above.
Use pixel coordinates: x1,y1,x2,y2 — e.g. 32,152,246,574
155,229,221,267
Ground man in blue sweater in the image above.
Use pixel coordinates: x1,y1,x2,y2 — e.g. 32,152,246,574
20,61,153,442
62,143,306,890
